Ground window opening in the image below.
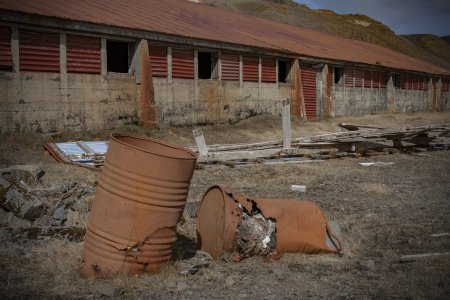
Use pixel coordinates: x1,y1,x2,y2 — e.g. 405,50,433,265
394,74,401,88
198,51,218,79
107,40,129,73
278,60,289,83
334,67,343,84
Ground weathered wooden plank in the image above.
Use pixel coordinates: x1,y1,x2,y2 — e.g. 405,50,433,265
338,123,385,131
77,141,95,155
192,128,208,157
399,252,450,263
197,149,280,163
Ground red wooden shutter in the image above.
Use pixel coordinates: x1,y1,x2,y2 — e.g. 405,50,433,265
243,56,258,82
261,58,276,83
67,34,100,74
401,74,407,89
354,69,363,87
443,78,449,92
221,52,239,81
301,65,317,120
408,75,414,90
404,75,409,90
0,26,12,70
148,45,167,77
410,75,415,90
344,68,354,87
172,48,194,79
379,72,387,89
418,76,424,90
372,71,380,88
363,70,371,88
422,77,428,90
19,30,59,72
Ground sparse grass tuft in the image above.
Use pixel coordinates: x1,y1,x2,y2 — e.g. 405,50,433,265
358,182,392,195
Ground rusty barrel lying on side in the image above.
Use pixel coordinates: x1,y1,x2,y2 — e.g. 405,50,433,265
196,186,342,259
80,134,197,277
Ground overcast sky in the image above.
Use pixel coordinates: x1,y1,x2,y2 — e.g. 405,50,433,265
297,0,450,36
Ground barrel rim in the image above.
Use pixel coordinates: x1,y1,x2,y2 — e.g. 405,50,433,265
111,133,197,160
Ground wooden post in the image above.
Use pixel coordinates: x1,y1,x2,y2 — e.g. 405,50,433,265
282,98,291,149
193,128,208,157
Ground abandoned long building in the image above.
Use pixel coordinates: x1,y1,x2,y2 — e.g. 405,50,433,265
0,0,449,133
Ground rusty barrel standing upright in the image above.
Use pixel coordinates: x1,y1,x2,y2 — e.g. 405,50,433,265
80,134,197,277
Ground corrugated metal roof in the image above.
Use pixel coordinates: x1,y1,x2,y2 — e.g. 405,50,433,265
0,0,448,75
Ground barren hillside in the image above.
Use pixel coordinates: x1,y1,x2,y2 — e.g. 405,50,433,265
201,0,450,70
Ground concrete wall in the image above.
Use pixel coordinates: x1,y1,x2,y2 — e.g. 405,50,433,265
331,86,387,117
328,79,432,117
393,88,429,113
153,78,290,126
0,71,138,133
444,92,450,110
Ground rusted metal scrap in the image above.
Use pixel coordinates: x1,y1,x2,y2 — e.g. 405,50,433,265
80,134,197,277
196,186,342,259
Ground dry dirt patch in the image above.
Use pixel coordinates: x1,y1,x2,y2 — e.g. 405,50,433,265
0,112,449,299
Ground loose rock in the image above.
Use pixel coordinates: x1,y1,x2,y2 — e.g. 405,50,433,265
89,282,121,297
225,275,236,286
51,206,67,226
184,202,199,218
1,165,45,185
1,184,47,221
177,282,189,292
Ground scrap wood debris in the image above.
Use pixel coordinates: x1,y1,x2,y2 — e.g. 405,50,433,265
358,162,395,167
44,141,108,170
192,123,450,166
43,123,450,169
